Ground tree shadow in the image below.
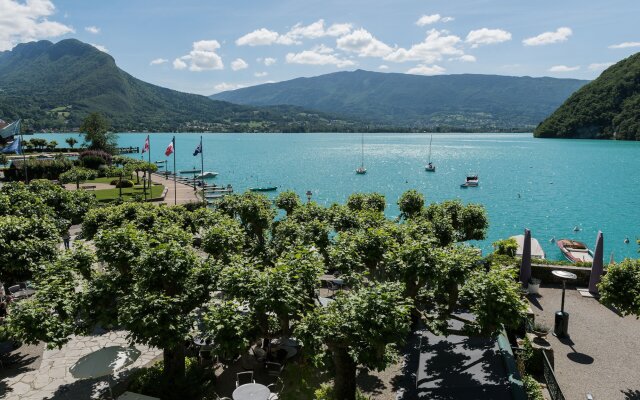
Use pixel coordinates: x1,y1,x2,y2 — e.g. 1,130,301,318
356,367,385,396
622,389,640,400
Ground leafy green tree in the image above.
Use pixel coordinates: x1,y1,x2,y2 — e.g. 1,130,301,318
29,138,47,151
80,112,117,154
201,215,245,262
424,200,488,245
599,259,640,316
296,283,411,400
65,137,78,149
46,140,58,151
492,238,518,257
59,167,97,189
398,189,425,220
201,300,255,360
216,192,275,253
346,192,386,213
275,190,301,215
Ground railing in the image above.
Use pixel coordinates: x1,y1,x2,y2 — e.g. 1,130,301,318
543,350,566,400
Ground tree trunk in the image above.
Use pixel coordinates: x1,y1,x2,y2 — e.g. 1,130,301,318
447,282,459,313
331,346,357,400
163,344,186,382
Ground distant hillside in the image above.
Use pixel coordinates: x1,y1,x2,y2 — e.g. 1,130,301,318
212,70,588,131
0,39,362,132
535,53,640,140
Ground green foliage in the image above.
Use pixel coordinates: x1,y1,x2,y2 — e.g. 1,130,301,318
4,157,73,181
599,259,640,316
201,300,255,360
522,375,545,400
216,192,275,251
275,190,302,215
424,200,488,244
65,137,78,148
80,113,117,154
201,215,245,261
535,53,640,140
313,384,372,400
59,167,98,189
346,193,386,213
79,149,113,168
398,189,424,220
115,179,134,188
492,237,518,257
0,215,58,280
127,358,214,400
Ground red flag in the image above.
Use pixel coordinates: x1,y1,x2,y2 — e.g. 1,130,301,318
165,139,174,156
142,135,150,154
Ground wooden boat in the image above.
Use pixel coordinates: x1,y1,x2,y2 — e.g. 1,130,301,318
250,186,278,192
460,174,479,187
356,132,367,174
557,239,594,263
197,171,218,179
425,135,436,172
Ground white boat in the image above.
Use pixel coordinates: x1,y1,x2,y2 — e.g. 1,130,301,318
425,135,435,172
511,235,546,259
460,174,479,187
197,171,218,179
356,132,367,174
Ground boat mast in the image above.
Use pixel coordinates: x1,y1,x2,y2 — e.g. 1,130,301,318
428,134,433,163
360,131,364,168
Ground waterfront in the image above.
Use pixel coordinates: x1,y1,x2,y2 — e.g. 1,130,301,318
31,132,640,261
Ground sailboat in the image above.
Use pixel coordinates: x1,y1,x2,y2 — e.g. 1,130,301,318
356,132,367,174
425,135,436,172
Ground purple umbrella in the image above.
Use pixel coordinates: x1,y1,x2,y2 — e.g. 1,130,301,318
589,231,604,294
520,228,532,287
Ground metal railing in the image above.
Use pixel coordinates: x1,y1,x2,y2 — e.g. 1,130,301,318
543,350,566,400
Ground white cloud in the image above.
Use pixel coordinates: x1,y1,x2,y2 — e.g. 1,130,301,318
263,57,276,66
457,54,476,62
378,64,389,70
325,23,352,37
174,40,224,71
0,0,75,51
548,65,580,72
523,27,572,46
286,19,352,40
173,58,187,70
416,14,441,26
608,41,640,49
441,17,455,23
150,58,168,66
385,29,463,63
466,28,511,48
407,64,446,75
588,62,614,71
85,26,100,34
212,82,246,93
254,71,268,77
90,43,108,53
337,28,393,57
231,58,248,71
235,28,298,46
285,48,355,67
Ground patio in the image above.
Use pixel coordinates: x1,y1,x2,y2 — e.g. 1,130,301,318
529,285,640,400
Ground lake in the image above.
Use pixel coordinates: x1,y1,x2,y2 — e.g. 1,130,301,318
30,132,640,261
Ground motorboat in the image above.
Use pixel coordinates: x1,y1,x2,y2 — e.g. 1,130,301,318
557,239,594,263
250,186,278,192
460,174,479,187
197,171,218,179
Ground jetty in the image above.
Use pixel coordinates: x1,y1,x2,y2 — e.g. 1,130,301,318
511,234,546,259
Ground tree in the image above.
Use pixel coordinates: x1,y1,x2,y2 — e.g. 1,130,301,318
275,190,301,215
599,259,640,316
29,138,47,151
216,192,276,254
46,140,58,151
398,189,425,220
0,153,8,166
65,137,78,149
296,283,411,400
80,112,118,154
59,167,98,189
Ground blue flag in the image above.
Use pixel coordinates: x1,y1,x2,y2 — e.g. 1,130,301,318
193,141,202,156
1,136,21,154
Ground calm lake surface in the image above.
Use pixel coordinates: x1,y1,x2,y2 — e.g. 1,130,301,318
32,132,640,261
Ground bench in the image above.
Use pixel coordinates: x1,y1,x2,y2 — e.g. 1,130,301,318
81,185,97,190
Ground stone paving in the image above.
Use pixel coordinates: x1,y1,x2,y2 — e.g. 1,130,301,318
530,285,640,400
2,331,161,400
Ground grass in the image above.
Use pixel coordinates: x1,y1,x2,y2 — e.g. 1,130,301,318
93,184,164,202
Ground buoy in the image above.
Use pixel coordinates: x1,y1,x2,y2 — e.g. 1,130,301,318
573,226,580,232
550,237,555,243
624,237,630,244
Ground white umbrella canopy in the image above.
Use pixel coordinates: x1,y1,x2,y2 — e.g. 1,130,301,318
70,346,141,379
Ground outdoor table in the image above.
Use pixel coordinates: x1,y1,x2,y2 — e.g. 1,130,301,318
317,296,335,308
551,270,577,338
270,337,299,347
232,383,270,400
193,337,213,347
10,288,36,299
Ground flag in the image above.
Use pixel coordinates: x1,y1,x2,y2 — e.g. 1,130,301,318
165,138,174,156
142,135,150,154
193,141,202,157
1,136,21,154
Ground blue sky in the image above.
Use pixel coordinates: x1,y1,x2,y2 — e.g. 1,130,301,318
2,0,640,95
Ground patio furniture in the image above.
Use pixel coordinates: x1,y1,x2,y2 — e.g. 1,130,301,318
267,378,284,400
232,383,270,400
8,283,36,299
236,371,255,387
326,280,340,296
552,270,577,338
265,362,284,377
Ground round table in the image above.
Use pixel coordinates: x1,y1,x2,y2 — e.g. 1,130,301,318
232,383,270,400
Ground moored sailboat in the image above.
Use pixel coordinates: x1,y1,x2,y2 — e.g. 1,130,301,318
355,132,367,174
425,135,435,172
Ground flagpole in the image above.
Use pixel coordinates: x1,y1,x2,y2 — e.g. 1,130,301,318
147,135,152,198
19,120,27,184
173,136,177,205
200,136,204,188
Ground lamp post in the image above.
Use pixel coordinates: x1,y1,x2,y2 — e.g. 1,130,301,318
306,190,312,204
552,270,577,338
142,175,147,201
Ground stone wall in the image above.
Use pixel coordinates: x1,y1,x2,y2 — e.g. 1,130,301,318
531,264,604,287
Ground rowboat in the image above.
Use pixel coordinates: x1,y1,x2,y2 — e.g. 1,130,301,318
557,239,594,263
250,186,278,192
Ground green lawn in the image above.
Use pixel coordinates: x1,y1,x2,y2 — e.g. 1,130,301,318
93,184,165,202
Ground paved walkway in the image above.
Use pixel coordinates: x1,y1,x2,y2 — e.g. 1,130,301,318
150,173,200,205
1,331,161,400
530,286,640,400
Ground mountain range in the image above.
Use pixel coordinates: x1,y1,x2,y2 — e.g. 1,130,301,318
0,39,362,132
212,70,588,131
535,52,640,140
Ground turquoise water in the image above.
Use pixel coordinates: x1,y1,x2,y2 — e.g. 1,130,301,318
31,132,640,261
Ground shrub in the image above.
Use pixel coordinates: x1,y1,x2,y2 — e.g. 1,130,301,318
110,179,119,186
115,179,134,188
522,375,544,400
492,238,518,257
79,150,112,169
127,358,214,400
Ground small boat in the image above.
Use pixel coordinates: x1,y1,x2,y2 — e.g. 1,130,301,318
205,193,225,199
425,135,436,172
511,235,546,259
557,239,594,263
250,186,278,192
460,174,479,188
356,132,367,174
179,169,200,174
197,171,218,179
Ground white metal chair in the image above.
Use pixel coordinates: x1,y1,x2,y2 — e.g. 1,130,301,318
236,371,254,387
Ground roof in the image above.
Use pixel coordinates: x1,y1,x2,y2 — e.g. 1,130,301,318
511,234,546,259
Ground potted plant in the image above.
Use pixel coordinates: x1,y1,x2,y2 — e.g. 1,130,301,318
528,277,541,295
532,321,550,339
